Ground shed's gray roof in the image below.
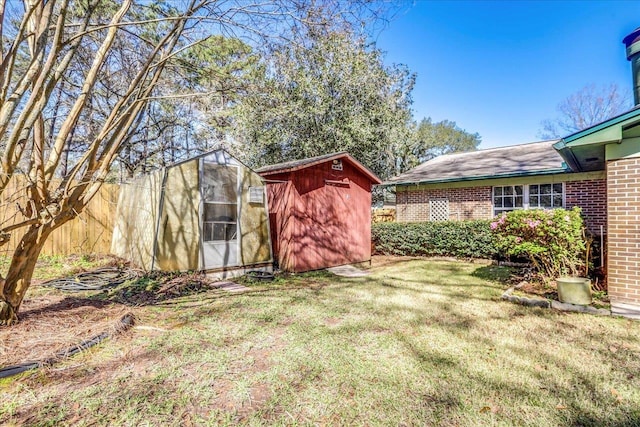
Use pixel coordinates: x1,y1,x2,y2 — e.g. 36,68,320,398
387,140,566,185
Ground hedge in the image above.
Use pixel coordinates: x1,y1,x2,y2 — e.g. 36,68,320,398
372,220,498,259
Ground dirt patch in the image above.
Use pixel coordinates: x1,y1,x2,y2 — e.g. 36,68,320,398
1,327,172,426
515,281,557,299
0,294,133,367
203,329,287,422
324,317,342,327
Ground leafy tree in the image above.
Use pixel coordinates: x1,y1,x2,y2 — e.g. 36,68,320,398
395,117,481,174
233,28,415,180
539,83,633,139
0,0,384,324
115,35,262,177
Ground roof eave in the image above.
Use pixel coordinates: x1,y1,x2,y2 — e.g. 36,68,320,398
562,107,640,144
257,152,346,176
383,168,571,187
258,153,382,184
553,142,583,172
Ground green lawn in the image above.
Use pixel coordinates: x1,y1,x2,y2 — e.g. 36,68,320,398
1,257,639,426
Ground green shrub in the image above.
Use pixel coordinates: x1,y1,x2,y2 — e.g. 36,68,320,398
490,207,586,279
372,220,498,259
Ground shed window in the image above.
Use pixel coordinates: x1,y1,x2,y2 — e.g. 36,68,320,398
429,199,449,221
202,163,238,242
203,222,237,241
493,183,564,216
249,186,264,204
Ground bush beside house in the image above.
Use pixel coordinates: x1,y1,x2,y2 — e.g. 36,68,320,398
372,208,588,282
490,207,587,280
372,220,498,259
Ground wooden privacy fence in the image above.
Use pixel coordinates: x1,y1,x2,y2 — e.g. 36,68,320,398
0,177,119,256
372,208,396,223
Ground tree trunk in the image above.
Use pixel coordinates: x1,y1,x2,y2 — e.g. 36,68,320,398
0,224,53,325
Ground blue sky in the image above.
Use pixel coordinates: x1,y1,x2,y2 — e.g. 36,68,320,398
375,1,640,148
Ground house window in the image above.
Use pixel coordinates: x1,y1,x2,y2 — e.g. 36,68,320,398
429,199,449,221
493,183,565,216
529,183,564,209
493,185,523,215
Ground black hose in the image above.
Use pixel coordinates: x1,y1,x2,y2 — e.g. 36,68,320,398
40,268,141,292
0,362,40,378
0,313,135,379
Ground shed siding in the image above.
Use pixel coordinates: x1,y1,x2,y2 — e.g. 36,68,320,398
156,159,201,271
111,150,271,273
111,170,163,270
238,164,273,265
266,180,297,271
265,159,374,272
607,157,640,318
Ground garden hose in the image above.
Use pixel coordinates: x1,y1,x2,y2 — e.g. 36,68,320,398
40,267,142,292
0,313,135,379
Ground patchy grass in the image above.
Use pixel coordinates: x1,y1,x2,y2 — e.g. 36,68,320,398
1,257,639,426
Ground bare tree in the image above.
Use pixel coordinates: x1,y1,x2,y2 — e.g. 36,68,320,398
539,83,633,139
0,0,384,324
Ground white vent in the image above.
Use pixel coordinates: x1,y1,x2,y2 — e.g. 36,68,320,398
331,159,343,170
429,199,449,221
249,186,264,204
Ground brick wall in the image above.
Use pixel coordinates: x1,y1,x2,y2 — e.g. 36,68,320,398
607,158,640,317
396,187,492,222
396,179,608,231
565,179,607,234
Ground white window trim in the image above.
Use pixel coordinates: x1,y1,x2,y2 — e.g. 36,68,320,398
493,185,524,215
493,183,565,216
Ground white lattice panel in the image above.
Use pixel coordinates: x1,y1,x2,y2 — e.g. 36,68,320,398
429,199,449,221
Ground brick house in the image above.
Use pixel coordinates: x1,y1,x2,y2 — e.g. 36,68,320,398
389,140,607,234
387,27,640,319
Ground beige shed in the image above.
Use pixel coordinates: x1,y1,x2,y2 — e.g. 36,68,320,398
111,150,272,276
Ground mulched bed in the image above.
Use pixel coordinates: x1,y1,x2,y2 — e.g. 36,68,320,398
0,270,216,369
0,294,131,368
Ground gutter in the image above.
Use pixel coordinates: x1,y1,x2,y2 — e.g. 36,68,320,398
562,106,640,144
381,168,571,187
553,141,583,172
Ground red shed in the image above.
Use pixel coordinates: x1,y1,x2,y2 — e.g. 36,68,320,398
257,152,382,272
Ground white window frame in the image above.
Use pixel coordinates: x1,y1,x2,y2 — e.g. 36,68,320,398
492,183,565,216
493,185,524,215
527,183,565,210
248,186,264,204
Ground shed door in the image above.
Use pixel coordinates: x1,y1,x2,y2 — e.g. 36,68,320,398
200,161,239,269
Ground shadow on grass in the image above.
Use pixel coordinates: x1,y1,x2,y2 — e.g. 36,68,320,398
18,297,113,321
9,258,640,426
25,257,512,318
471,265,516,284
